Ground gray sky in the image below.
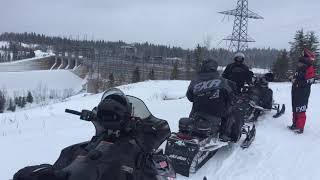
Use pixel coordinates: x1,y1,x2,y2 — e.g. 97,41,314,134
1,0,320,49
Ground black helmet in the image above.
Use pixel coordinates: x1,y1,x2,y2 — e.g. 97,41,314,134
200,59,218,72
97,89,132,131
258,77,269,87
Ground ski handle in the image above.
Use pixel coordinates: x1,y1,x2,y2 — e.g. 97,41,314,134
65,109,96,122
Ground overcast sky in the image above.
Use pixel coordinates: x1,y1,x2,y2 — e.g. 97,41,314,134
1,0,320,49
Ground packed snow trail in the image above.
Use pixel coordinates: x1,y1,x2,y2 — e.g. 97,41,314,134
1,81,320,180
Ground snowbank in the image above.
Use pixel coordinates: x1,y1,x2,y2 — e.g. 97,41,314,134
34,50,54,57
1,80,320,180
0,70,84,96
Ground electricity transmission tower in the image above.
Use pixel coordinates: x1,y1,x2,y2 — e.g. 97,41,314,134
219,0,263,52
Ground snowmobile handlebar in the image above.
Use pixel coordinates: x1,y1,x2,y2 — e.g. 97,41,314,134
65,109,96,122
65,109,82,116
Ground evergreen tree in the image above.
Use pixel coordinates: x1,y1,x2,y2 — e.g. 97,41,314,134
28,49,35,58
185,53,192,80
17,97,23,107
306,31,320,74
14,97,19,107
289,30,319,74
272,50,289,81
194,44,204,72
21,97,27,108
0,91,5,113
148,68,155,80
132,67,141,83
27,91,33,103
108,73,115,87
289,29,307,72
170,61,179,80
7,98,16,112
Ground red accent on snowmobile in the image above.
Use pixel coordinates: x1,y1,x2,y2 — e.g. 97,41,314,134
176,133,193,140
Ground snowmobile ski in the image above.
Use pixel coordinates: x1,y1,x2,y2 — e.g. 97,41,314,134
241,124,256,149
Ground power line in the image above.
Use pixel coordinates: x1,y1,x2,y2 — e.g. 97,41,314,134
219,0,263,52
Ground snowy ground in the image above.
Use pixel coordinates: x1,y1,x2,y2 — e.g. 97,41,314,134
0,70,84,97
1,80,320,180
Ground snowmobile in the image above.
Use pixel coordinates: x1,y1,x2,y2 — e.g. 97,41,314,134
164,73,283,177
13,88,176,180
164,111,255,177
235,73,286,123
62,89,176,180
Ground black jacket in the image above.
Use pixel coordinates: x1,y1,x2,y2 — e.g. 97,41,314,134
186,70,236,118
291,65,315,113
222,62,252,92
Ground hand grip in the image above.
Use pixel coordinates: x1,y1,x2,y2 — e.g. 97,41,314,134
65,109,82,116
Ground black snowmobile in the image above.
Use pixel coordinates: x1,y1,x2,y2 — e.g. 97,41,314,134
164,105,253,177
164,73,285,177
235,73,286,123
13,88,176,180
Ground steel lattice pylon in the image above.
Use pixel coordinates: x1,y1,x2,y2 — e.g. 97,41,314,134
219,0,263,52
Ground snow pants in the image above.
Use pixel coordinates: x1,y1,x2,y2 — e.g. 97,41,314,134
291,86,311,130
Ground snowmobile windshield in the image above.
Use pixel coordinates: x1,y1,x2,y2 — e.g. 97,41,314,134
126,95,152,120
101,88,126,101
101,88,152,120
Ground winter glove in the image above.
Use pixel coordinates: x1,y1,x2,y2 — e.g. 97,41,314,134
13,164,69,180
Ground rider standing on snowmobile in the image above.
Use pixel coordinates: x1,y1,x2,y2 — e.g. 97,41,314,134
288,49,316,134
222,52,253,93
186,59,239,142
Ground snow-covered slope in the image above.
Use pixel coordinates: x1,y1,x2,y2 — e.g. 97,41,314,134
0,70,84,95
1,81,320,180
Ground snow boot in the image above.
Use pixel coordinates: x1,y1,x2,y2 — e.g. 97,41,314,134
287,125,298,131
293,129,304,134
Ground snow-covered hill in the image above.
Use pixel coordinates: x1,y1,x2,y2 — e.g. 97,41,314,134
0,70,84,97
1,80,320,180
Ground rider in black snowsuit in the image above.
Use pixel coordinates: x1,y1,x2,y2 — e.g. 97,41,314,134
222,52,253,93
186,59,241,142
13,93,167,180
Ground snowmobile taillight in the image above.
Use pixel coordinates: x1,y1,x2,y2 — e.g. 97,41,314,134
176,133,192,140
159,161,168,168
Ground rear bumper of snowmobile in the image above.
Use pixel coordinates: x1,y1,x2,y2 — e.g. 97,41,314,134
164,133,228,177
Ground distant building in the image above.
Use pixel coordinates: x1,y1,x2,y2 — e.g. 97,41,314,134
121,45,137,57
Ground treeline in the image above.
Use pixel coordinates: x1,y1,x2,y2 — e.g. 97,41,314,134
0,91,34,113
0,32,280,69
0,41,36,62
272,29,319,81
